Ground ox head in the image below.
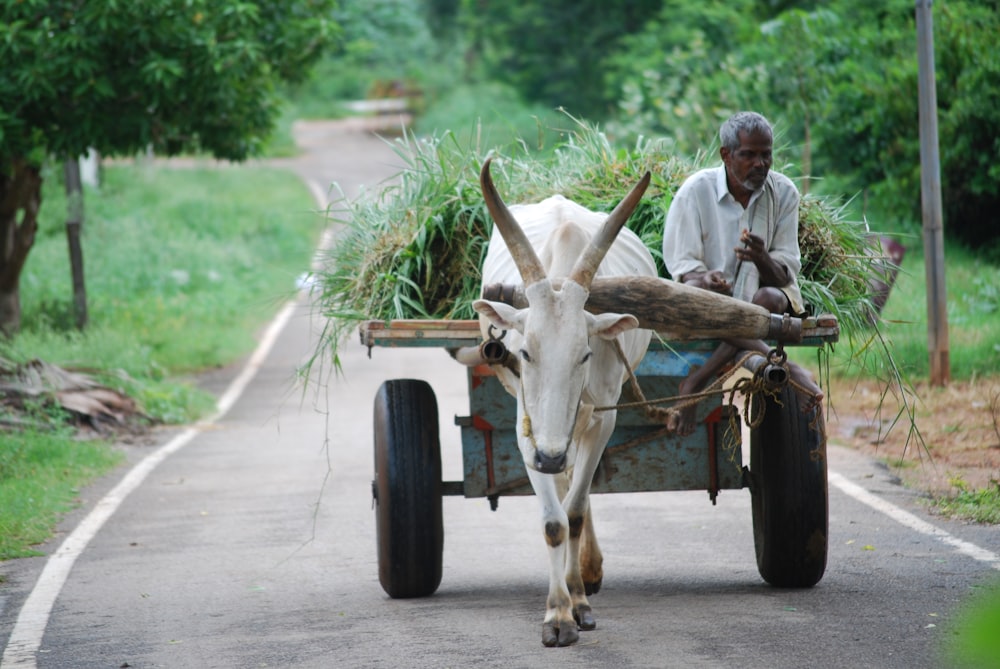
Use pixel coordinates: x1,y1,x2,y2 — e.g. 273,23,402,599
473,159,650,474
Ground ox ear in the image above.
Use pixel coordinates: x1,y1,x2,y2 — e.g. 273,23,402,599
473,299,527,332
589,312,640,340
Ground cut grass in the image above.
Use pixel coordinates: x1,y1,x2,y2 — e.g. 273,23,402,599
314,114,882,369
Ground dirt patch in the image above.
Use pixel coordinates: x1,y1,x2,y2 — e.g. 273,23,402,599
825,375,1000,496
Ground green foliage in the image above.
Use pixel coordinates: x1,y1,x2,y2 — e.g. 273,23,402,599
933,478,1000,525
932,2,1000,259
603,0,1000,259
605,0,766,154
414,82,567,155
423,0,462,39
3,163,322,416
791,0,1000,257
462,1,664,119
0,0,337,163
0,430,122,559
288,0,435,110
939,576,1000,669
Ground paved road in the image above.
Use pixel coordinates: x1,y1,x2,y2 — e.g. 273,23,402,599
1,121,998,669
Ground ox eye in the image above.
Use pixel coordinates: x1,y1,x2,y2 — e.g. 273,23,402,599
520,349,532,363
581,351,592,364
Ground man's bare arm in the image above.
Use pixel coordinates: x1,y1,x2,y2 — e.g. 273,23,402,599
735,230,790,287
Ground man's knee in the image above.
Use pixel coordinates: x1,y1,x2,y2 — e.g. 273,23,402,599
752,287,791,314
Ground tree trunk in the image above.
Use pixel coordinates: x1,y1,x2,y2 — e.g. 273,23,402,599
64,159,88,330
0,159,43,337
801,113,812,195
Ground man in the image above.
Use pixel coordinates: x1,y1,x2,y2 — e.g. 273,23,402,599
662,111,822,435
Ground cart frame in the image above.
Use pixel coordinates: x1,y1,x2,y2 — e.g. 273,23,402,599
364,315,838,596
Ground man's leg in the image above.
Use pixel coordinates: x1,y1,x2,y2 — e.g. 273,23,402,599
668,288,823,435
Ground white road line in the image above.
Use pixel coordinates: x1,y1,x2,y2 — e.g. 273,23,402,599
1,300,300,669
829,470,1000,569
2,175,333,669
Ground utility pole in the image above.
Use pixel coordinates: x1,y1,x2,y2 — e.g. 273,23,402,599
915,0,949,386
64,159,88,330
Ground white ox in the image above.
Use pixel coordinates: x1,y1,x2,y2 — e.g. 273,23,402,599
460,159,656,647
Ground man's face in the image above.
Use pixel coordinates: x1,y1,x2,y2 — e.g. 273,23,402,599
722,129,773,194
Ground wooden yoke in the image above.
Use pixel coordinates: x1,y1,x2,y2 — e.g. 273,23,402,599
481,276,803,342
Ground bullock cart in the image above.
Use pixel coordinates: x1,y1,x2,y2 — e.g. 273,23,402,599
360,284,838,600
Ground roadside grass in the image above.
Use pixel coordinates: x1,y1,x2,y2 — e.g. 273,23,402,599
0,161,322,560
790,232,1000,383
16,163,321,376
873,243,1000,380
933,479,1000,525
808,238,1000,523
0,430,123,560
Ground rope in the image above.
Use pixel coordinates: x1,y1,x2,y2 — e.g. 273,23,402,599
594,337,827,452
598,342,785,431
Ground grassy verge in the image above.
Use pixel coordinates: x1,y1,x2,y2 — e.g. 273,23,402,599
796,234,1000,522
1,161,322,560
0,430,123,559
832,240,1000,380
934,480,1000,525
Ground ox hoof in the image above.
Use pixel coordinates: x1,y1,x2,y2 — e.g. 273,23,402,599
574,604,596,630
585,576,603,596
542,621,580,647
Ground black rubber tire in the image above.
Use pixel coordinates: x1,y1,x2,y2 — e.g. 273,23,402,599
373,379,444,598
749,384,828,588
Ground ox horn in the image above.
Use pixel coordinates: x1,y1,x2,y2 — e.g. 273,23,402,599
568,171,651,291
480,158,548,287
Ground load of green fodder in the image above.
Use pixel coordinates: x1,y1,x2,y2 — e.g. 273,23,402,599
313,117,884,367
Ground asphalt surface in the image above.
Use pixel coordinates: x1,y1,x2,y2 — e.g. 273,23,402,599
1,118,999,669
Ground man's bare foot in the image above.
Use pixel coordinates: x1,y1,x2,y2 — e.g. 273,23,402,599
669,374,702,436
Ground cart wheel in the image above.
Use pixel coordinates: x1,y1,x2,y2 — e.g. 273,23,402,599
749,383,828,588
373,379,444,598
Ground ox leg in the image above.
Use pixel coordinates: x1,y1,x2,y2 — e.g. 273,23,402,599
579,508,603,596
561,417,614,633
527,469,579,647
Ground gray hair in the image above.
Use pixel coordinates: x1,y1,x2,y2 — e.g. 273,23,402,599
720,112,773,151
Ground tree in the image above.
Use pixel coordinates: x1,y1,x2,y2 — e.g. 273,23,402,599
602,0,769,154
601,0,1000,257
0,0,337,336
813,0,1000,257
756,9,843,194
461,0,663,119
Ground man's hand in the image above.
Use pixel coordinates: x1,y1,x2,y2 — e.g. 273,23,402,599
735,229,789,287
682,270,732,296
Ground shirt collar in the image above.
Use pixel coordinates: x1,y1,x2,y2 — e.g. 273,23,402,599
715,166,765,206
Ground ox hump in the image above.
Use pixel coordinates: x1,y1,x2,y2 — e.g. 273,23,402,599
481,194,657,286
539,220,590,278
